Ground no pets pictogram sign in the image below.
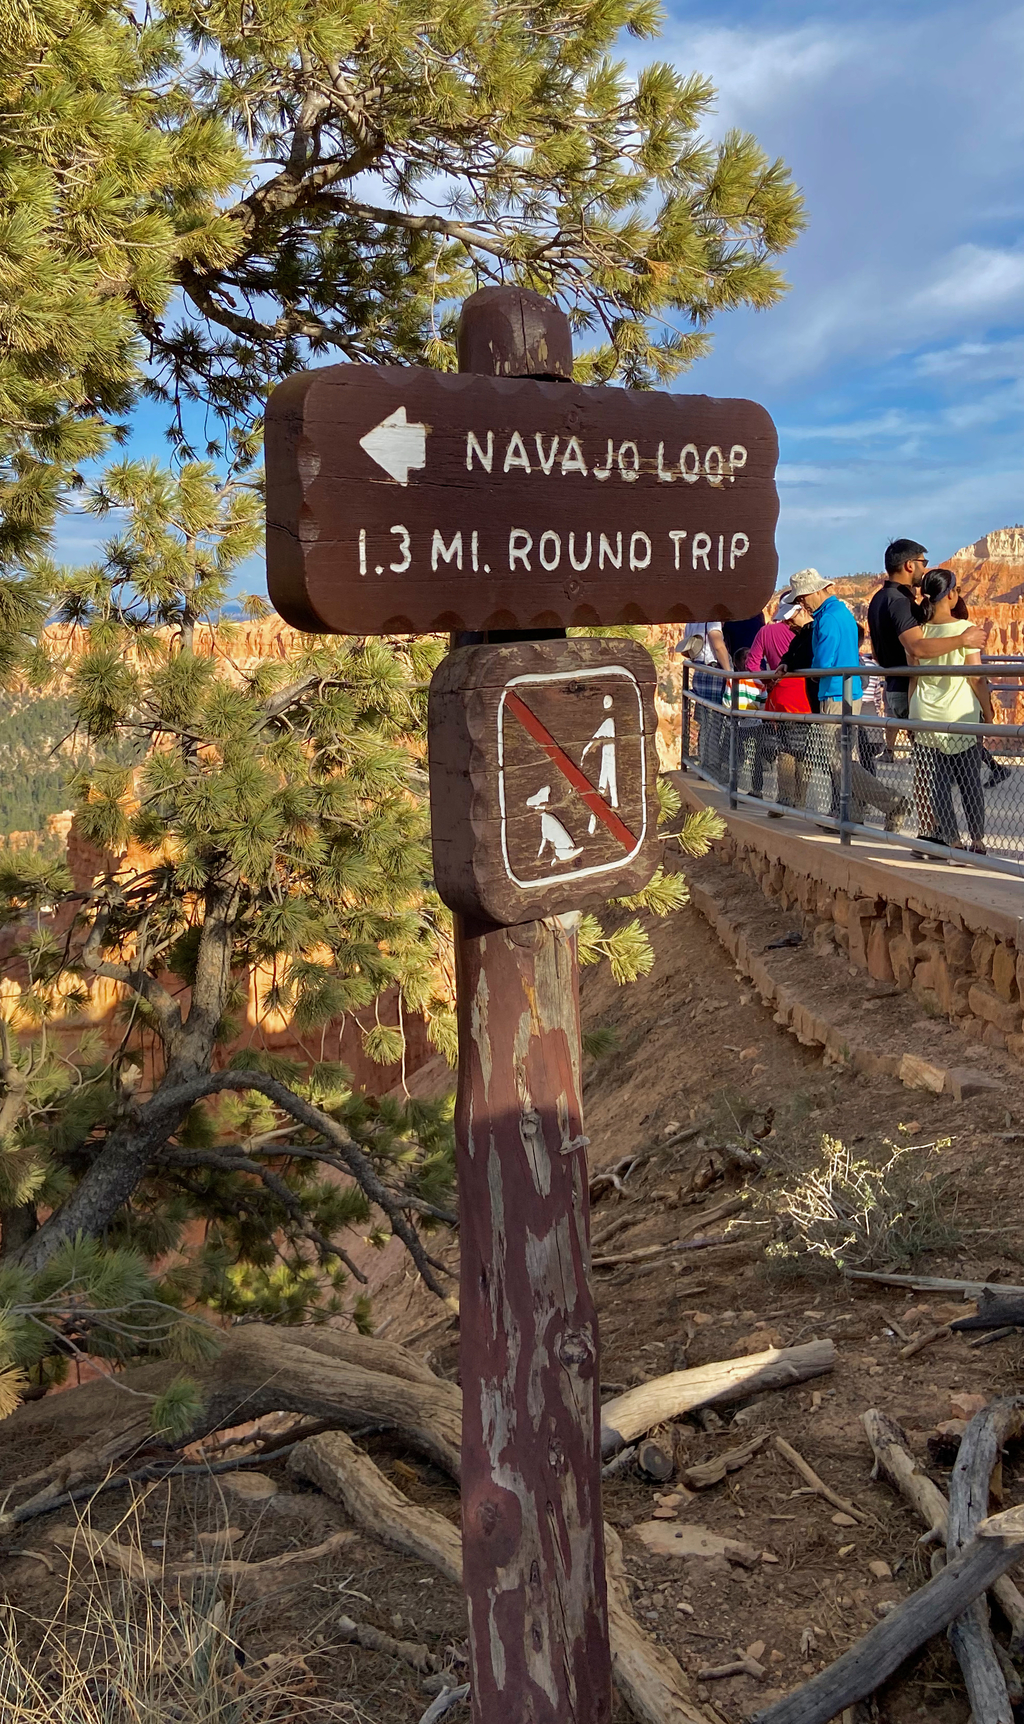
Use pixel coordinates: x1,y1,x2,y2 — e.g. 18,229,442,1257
429,637,659,924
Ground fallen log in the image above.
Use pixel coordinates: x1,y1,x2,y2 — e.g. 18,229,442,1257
290,1432,717,1724
0,1324,463,1529
946,1397,1024,1724
684,1433,767,1489
51,1521,359,1601
418,1686,471,1724
862,1408,1024,1655
287,1428,462,1584
591,1196,750,1268
898,1324,950,1361
751,1502,1024,1724
592,1227,754,1271
951,1289,1024,1332
600,1340,836,1459
845,1271,1024,1298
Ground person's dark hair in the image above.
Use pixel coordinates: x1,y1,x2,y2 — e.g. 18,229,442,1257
919,568,956,623
885,538,928,576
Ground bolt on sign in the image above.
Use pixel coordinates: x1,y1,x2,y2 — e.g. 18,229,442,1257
430,637,659,924
265,365,779,634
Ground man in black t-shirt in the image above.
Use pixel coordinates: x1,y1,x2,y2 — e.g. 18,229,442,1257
867,539,986,723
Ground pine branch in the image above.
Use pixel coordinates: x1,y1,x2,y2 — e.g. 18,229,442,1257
175,1072,452,1296
81,910,182,1042
158,1147,369,1283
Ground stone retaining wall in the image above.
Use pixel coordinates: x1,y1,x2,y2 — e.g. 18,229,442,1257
713,828,1024,1061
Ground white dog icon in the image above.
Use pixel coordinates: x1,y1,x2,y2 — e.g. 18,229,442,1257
526,785,582,864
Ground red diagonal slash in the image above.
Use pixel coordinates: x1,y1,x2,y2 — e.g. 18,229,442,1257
503,688,638,851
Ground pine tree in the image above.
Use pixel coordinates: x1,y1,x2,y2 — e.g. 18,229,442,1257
147,0,806,447
2,0,804,492
0,0,784,1410
0,469,700,1411
0,0,238,572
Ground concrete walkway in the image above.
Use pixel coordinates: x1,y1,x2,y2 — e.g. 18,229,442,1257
674,770,1024,944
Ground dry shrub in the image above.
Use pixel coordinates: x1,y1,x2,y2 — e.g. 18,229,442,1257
0,1494,355,1723
762,1133,961,1277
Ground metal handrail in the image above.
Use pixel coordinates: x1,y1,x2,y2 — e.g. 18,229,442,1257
683,660,1024,680
678,659,1024,874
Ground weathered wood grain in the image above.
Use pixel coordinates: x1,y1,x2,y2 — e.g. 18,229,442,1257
945,1397,1024,1721
600,1339,837,1458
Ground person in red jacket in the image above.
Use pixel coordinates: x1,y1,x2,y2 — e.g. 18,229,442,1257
747,595,812,812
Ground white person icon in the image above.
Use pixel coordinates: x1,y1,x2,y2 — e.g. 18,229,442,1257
579,695,618,835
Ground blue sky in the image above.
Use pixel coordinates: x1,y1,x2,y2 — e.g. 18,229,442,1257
54,0,1024,588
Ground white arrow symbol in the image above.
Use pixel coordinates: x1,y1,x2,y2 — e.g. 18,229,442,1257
358,406,427,486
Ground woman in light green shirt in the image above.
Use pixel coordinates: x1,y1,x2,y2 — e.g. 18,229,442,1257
909,569,993,856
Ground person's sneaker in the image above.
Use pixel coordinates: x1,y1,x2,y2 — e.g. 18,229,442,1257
883,797,911,832
985,764,1013,787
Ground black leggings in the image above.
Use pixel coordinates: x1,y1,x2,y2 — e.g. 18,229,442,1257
924,743,985,847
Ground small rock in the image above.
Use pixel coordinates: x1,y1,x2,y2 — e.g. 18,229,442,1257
746,1640,766,1661
222,1471,278,1502
868,1560,892,1580
951,1392,987,1422
677,1601,695,1615
770,1650,785,1664
838,1543,856,1557
831,1513,857,1528
761,1551,780,1564
651,1506,678,1521
876,1599,897,1617
945,1067,1001,1103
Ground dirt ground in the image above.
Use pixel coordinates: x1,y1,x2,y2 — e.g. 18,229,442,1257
4,845,1024,1723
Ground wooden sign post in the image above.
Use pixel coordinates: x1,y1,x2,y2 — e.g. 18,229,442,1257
264,286,779,1724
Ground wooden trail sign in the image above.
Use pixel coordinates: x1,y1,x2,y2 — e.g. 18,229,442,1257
429,635,660,923
265,347,779,636
264,284,780,1724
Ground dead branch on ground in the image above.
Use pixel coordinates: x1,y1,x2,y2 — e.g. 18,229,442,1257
751,1503,1024,1724
773,1435,868,1523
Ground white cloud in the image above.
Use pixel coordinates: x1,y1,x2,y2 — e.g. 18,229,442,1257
775,463,831,483
915,245,1024,315
662,22,858,132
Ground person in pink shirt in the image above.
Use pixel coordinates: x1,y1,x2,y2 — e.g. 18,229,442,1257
746,594,812,810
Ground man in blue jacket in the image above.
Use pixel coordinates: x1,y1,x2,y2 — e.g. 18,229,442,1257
789,568,910,831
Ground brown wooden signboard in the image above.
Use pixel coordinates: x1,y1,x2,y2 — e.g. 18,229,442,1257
266,363,779,635
430,636,659,923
